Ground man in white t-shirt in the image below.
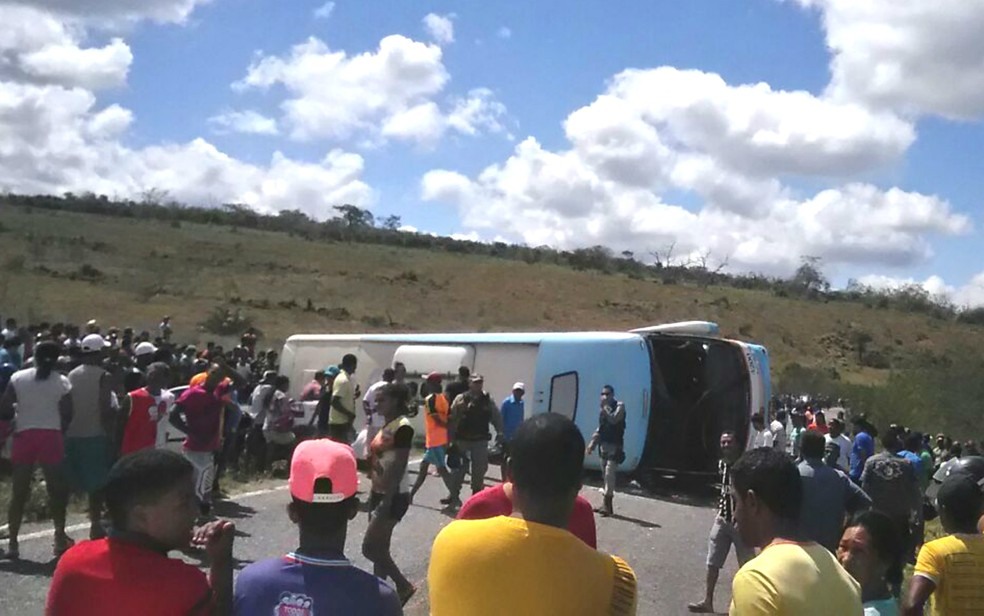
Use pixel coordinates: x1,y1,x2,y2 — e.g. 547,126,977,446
363,368,396,445
750,412,774,449
824,418,853,473
770,410,788,453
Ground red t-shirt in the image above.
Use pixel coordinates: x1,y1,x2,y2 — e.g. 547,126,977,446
457,484,598,549
176,384,228,452
46,537,213,616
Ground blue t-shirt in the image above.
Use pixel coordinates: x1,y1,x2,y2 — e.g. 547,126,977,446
897,450,923,476
850,432,875,480
233,551,402,616
500,395,525,441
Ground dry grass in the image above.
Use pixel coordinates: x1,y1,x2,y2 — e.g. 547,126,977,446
3,204,984,382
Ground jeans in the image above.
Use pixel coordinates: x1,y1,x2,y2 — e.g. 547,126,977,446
449,439,489,500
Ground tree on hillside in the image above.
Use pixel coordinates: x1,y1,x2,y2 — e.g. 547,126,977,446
379,214,402,231
792,256,830,295
333,204,375,228
848,327,874,364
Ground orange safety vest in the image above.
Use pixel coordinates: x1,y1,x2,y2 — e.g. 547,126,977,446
424,393,449,448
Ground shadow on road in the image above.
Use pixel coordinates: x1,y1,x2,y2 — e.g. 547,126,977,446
0,558,56,578
213,499,257,520
608,513,662,529
582,471,719,509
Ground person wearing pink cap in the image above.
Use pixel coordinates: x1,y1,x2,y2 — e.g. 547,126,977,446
233,438,401,615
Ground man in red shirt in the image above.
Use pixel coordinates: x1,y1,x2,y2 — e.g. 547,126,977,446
169,360,243,515
457,463,598,549
46,449,236,616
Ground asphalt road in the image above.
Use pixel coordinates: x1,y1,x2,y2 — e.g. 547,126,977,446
0,464,739,615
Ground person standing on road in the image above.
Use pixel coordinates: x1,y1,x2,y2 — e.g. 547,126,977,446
825,418,854,473
444,366,470,409
688,431,752,614
118,362,174,456
364,383,417,605
770,410,787,454
313,366,339,436
232,438,402,615
429,413,638,616
796,431,872,553
499,382,525,464
46,449,237,616
447,374,503,507
903,473,984,616
363,367,396,447
328,355,358,444
262,376,296,468
861,432,921,595
410,373,454,506
850,416,877,483
586,384,625,517
749,412,774,449
729,447,863,615
66,334,116,541
0,341,74,559
169,359,243,516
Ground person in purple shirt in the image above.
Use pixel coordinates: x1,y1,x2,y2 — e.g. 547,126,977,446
849,416,876,482
233,438,402,616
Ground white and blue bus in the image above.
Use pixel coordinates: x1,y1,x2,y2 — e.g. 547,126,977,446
280,321,770,475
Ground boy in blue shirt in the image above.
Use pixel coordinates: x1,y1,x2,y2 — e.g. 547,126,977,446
233,439,402,615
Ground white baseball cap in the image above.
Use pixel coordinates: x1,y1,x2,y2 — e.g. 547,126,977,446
134,341,158,357
513,382,525,391
80,334,110,354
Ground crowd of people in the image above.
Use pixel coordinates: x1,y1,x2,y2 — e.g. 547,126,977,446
690,398,984,615
2,315,984,614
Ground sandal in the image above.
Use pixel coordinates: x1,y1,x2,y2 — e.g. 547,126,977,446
398,585,417,606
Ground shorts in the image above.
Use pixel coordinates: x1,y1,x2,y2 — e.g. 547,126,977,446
263,430,296,446
422,445,447,468
11,429,64,466
64,436,113,493
707,516,753,569
369,491,411,522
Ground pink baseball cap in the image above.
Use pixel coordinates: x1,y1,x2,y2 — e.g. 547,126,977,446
289,439,358,503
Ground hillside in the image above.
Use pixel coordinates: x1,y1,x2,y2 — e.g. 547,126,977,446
3,202,984,392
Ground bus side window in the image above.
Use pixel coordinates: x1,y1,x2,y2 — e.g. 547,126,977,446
549,372,579,421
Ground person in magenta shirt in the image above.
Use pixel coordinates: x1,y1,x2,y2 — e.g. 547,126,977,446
457,482,598,549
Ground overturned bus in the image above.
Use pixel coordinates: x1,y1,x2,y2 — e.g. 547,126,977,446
280,321,770,475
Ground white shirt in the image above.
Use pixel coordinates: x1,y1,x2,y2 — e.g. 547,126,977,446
770,419,787,451
751,428,775,449
362,380,390,428
826,433,853,472
8,368,71,431
152,390,176,448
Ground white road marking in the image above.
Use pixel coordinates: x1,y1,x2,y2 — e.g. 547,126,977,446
15,457,427,543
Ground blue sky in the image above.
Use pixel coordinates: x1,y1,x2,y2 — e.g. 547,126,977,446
2,0,982,302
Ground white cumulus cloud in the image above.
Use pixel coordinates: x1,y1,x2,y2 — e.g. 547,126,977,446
234,34,506,145
421,66,967,274
794,0,984,119
208,109,279,135
857,273,984,309
423,13,455,45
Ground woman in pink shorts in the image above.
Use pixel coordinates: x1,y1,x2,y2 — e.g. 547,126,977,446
0,341,74,559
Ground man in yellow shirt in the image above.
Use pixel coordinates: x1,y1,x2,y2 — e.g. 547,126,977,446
327,354,358,443
428,413,637,616
729,447,862,615
904,473,984,616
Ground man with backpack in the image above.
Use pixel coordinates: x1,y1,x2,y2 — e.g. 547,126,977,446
447,375,503,506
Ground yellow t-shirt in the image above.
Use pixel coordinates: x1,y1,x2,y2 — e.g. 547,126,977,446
730,541,862,616
328,370,355,425
428,516,637,616
914,534,984,616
